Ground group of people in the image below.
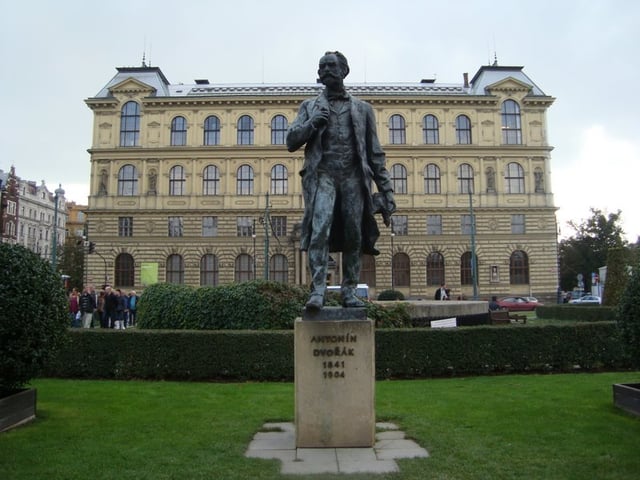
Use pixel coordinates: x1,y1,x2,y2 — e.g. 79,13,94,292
68,286,139,329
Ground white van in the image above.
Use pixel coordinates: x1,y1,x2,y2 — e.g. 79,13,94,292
326,284,369,300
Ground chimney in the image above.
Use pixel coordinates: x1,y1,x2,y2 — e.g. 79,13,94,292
463,72,469,88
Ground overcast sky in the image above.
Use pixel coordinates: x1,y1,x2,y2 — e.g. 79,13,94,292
1,0,638,240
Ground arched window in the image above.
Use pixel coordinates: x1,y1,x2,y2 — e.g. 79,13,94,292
200,254,219,286
458,163,474,194
505,162,525,194
115,253,135,287
501,100,522,144
389,114,406,144
456,115,472,144
426,252,445,286
117,164,138,196
166,254,184,284
391,164,408,195
203,165,220,195
237,115,254,145
393,252,411,287
423,115,439,144
360,254,376,287
271,115,288,145
235,253,254,282
171,116,187,146
424,164,441,194
236,165,254,195
169,165,186,196
460,252,473,286
391,163,407,194
270,164,288,195
203,115,220,146
120,101,140,147
510,250,529,284
269,254,288,283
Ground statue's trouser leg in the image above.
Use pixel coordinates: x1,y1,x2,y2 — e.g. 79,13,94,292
339,176,364,299
308,174,337,297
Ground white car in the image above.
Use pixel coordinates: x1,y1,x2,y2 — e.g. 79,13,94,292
569,295,601,305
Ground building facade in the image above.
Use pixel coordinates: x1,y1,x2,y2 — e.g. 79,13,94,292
0,167,67,259
84,64,558,301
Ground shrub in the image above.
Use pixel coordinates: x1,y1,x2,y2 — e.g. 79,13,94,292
377,289,405,301
137,280,309,330
617,261,640,367
366,301,412,328
0,243,68,393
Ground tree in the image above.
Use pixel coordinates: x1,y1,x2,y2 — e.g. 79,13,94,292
559,208,627,292
58,237,85,291
603,247,630,306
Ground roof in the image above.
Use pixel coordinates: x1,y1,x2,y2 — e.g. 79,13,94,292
94,66,171,98
90,64,548,100
469,65,546,96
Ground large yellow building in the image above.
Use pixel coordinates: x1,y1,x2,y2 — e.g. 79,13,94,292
85,62,558,301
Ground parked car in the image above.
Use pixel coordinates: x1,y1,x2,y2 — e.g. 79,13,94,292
569,295,601,305
496,296,542,311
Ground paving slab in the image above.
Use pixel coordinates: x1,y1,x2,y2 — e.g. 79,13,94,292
244,422,429,475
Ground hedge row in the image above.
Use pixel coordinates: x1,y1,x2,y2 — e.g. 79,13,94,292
535,305,617,322
44,322,629,381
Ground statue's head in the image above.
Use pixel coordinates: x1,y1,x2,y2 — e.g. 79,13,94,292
318,51,350,86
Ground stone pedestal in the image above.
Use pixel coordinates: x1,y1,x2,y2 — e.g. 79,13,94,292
295,308,375,448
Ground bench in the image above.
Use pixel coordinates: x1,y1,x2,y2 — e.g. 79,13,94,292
489,310,510,325
489,310,527,325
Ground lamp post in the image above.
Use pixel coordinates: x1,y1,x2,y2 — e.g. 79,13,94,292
390,232,395,292
50,184,65,271
252,219,257,280
468,187,478,300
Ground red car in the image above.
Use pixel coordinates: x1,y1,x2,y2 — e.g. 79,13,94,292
496,296,542,311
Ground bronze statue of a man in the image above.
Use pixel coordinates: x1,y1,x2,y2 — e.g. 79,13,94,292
286,51,395,310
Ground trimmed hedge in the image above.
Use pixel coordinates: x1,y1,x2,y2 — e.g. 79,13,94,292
535,305,616,322
44,322,628,381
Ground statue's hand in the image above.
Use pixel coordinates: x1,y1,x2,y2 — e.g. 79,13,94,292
310,106,329,128
384,191,396,215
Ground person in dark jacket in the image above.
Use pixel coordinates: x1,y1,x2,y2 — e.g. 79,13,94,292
115,289,127,330
103,286,118,329
79,287,96,328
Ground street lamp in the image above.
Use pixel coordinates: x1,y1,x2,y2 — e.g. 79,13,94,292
252,219,257,280
390,232,395,292
468,187,478,300
51,184,65,271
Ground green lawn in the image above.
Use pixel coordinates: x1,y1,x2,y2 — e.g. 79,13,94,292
1,373,639,479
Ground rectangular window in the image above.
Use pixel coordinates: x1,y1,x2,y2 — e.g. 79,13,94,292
7,200,16,215
391,215,408,236
511,214,526,234
202,216,218,237
461,215,473,235
237,216,253,237
271,216,287,237
168,217,183,237
118,217,133,237
427,215,442,235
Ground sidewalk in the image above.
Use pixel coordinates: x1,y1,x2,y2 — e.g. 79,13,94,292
245,422,429,475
